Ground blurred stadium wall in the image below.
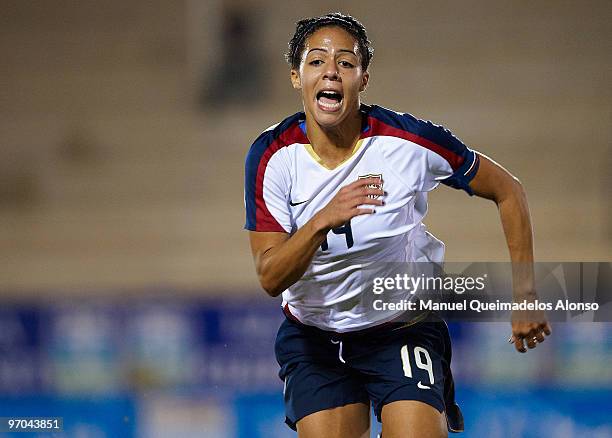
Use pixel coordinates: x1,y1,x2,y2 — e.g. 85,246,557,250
0,1,610,437
0,0,610,293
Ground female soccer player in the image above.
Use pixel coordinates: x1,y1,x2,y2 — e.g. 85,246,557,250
245,12,551,438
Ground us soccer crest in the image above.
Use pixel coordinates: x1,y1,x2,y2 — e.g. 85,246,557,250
358,173,383,199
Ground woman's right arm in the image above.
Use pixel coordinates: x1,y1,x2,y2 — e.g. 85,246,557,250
249,177,384,297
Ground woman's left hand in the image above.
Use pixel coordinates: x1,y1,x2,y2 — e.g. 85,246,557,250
509,309,552,353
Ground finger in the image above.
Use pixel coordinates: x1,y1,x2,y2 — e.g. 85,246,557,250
339,186,383,202
352,208,376,216
353,196,384,206
361,176,383,185
348,177,383,188
526,336,537,349
351,186,384,199
513,336,527,353
525,327,543,345
542,322,552,336
364,187,385,197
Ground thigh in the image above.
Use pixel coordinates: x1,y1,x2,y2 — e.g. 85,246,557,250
275,318,370,430
297,402,370,438
355,317,451,423
381,400,447,438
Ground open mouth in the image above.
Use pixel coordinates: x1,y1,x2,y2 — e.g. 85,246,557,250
316,90,343,112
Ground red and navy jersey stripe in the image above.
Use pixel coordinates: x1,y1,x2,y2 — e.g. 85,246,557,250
362,105,480,194
244,112,308,232
245,105,481,231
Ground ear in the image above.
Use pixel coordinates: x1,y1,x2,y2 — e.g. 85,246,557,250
359,71,369,92
290,69,301,89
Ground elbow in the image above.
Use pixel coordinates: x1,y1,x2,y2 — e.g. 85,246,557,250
509,176,527,202
254,252,285,297
511,175,524,191
258,273,284,298
495,174,526,206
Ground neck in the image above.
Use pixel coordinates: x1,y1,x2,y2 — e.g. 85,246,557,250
305,108,363,167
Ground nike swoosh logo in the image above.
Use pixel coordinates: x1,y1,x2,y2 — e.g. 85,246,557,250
289,199,310,206
417,381,431,390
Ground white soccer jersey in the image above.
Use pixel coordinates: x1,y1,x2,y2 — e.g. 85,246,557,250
245,104,480,332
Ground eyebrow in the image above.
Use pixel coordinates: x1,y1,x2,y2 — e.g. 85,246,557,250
307,48,357,56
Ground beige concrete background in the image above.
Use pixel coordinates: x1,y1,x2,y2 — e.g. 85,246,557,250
0,0,610,296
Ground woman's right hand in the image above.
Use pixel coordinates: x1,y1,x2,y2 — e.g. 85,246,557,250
314,177,385,230
249,177,385,296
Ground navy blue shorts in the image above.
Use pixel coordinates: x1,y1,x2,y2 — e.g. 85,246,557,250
275,311,460,431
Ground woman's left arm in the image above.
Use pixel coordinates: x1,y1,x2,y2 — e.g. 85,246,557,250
468,153,552,353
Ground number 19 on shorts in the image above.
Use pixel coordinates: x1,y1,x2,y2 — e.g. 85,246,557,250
400,345,434,389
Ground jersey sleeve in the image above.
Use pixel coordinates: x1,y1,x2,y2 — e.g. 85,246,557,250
417,119,480,195
372,107,480,195
244,132,292,233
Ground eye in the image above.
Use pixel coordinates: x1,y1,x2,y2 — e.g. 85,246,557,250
339,60,355,68
309,59,323,66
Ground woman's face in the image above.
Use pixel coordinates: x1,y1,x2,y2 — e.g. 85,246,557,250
291,26,369,130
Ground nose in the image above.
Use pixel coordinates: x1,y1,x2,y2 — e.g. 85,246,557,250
323,62,340,81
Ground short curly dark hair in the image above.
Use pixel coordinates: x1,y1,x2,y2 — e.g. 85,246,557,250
286,12,374,71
